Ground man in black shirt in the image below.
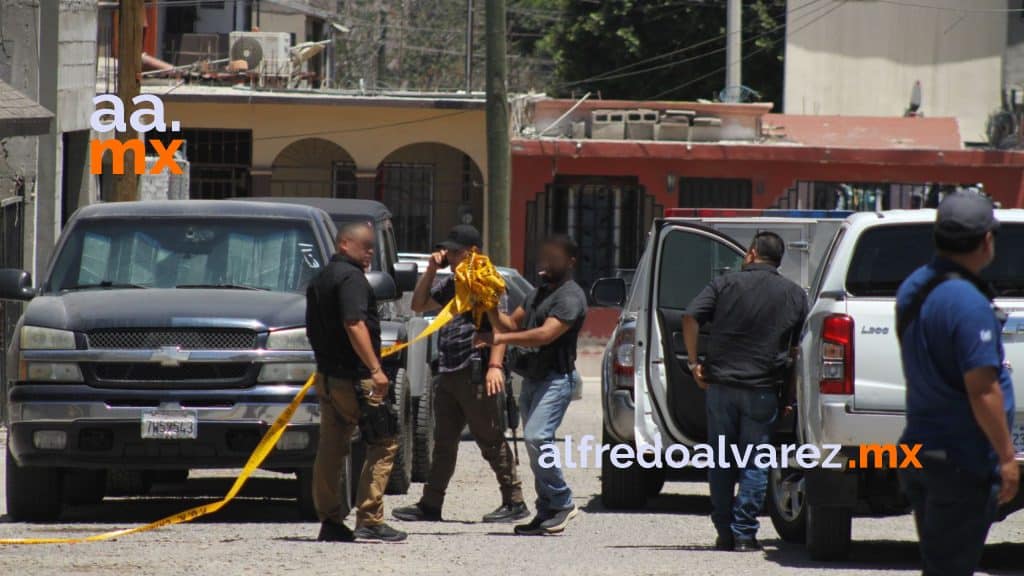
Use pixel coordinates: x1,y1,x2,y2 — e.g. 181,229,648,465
306,221,406,543
479,235,588,536
683,231,808,552
392,224,528,524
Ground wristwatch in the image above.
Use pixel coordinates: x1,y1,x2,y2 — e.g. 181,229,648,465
687,361,699,372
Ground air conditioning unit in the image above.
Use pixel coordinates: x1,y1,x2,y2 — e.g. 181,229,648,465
228,31,292,78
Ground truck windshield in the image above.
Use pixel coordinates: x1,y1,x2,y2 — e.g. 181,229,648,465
47,218,323,293
846,223,1024,297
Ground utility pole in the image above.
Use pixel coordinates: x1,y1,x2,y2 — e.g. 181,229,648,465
115,0,143,201
724,0,741,103
465,0,474,92
485,0,509,265
376,7,387,90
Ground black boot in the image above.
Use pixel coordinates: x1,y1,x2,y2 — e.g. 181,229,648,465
317,521,355,542
354,522,408,542
392,502,442,522
482,502,530,523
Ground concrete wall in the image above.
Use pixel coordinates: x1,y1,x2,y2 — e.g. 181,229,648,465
1006,1,1024,93
784,0,1007,143
0,0,98,276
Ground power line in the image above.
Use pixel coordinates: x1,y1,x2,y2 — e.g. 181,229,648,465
554,0,828,90
554,0,826,89
874,0,1024,13
650,0,847,100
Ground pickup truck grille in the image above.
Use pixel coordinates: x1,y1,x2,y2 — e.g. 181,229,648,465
85,362,254,389
87,329,257,350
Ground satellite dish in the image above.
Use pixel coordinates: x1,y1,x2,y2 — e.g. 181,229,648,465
230,36,264,70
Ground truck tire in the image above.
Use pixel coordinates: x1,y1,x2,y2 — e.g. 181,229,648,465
644,467,667,498
386,368,413,495
411,374,436,482
806,504,853,561
5,445,63,521
296,467,318,521
63,468,107,506
767,468,807,543
599,430,649,509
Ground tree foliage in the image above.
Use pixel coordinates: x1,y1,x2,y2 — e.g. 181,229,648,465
542,0,786,106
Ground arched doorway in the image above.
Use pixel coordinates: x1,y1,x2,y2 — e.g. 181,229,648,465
376,143,483,252
270,138,356,198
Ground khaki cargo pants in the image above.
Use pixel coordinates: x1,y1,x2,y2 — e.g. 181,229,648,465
312,373,398,527
421,365,523,509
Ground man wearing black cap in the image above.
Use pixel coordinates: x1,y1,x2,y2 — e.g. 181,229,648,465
897,193,1018,576
392,224,528,523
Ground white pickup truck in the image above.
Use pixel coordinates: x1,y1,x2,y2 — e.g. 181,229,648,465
768,209,1024,561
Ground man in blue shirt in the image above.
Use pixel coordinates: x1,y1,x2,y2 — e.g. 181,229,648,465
897,193,1019,576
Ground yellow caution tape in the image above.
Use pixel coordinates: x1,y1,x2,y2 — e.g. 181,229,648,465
380,250,506,357
0,251,505,545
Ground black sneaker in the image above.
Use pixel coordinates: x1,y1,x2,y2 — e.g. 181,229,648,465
391,502,442,522
482,502,530,523
733,537,762,552
513,514,549,536
317,521,355,542
714,534,734,551
539,504,578,534
354,522,408,542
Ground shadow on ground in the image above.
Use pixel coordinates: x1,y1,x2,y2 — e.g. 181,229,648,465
2,476,308,525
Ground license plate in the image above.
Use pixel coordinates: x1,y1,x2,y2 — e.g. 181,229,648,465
141,410,197,440
1014,423,1024,456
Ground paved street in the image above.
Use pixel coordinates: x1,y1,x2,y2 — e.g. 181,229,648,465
1,378,1022,576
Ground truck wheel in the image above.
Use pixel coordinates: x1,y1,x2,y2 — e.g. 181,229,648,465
296,467,317,521
63,469,107,506
806,504,853,561
5,445,63,521
644,467,666,498
411,374,436,482
386,368,413,495
599,430,649,509
767,468,807,543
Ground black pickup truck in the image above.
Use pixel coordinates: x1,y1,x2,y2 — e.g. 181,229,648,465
1,200,415,520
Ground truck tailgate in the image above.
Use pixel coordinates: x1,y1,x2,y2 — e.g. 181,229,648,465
851,299,905,411
854,300,1024,429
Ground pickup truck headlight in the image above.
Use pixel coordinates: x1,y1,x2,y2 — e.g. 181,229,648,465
20,326,76,350
266,328,311,350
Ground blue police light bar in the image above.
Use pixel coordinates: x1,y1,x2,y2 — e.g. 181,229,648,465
666,208,853,219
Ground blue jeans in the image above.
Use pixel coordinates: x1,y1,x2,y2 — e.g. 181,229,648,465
520,371,574,514
706,383,778,540
899,458,999,576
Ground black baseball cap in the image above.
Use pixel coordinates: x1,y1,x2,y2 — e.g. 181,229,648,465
436,224,481,251
935,193,1000,240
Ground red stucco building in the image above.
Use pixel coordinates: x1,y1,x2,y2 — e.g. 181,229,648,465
509,99,1024,339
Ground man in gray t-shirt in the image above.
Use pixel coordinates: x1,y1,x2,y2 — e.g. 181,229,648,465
480,235,588,536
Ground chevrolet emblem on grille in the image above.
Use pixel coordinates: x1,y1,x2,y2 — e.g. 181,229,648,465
150,346,191,367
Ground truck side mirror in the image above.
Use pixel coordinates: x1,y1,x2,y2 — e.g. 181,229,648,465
393,261,418,293
0,269,36,301
590,277,626,307
366,271,398,302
